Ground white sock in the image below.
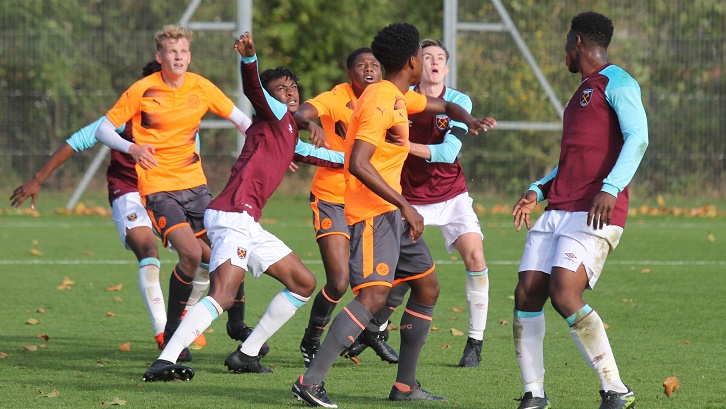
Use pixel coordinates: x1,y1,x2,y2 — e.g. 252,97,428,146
466,269,489,340
240,289,309,356
514,310,546,398
569,307,628,393
137,258,166,336
159,296,222,363
185,263,210,310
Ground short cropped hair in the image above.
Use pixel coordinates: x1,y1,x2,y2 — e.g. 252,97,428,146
420,38,449,61
154,24,193,51
346,47,373,70
570,11,614,49
260,66,300,91
371,23,420,72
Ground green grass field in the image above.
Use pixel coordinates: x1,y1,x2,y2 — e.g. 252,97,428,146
1,193,723,408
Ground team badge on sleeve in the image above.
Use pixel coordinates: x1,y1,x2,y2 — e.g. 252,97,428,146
580,89,593,107
435,114,450,130
127,213,137,221
237,247,247,259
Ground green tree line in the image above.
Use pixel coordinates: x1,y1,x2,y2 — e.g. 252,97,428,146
1,0,723,198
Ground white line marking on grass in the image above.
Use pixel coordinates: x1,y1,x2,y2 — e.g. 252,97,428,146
1,259,725,266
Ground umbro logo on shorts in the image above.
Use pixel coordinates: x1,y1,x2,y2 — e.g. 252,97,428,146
564,252,577,262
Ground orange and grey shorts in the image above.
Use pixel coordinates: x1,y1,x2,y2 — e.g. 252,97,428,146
309,193,349,240
143,185,212,247
348,209,435,294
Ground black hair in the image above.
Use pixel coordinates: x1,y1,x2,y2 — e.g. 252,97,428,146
260,66,299,90
346,47,373,70
570,11,614,49
371,23,420,72
141,60,161,77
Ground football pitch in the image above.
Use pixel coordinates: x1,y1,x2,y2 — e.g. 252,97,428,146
1,193,723,408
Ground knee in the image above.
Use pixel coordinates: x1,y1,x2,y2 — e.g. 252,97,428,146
324,276,349,300
208,287,236,311
462,250,486,272
291,271,317,298
412,279,440,305
514,282,547,311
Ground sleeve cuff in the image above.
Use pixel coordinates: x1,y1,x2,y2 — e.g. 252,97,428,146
600,183,619,198
528,183,545,202
240,54,257,64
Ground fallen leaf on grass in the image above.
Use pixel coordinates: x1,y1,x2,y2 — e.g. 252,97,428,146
37,344,47,348
82,250,94,256
102,397,127,406
450,328,464,336
37,308,45,313
188,343,202,351
32,239,42,245
62,277,76,285
37,334,49,341
205,328,215,333
24,345,38,351
621,299,633,303
430,327,439,331
118,342,131,352
26,318,39,325
663,376,680,397
113,296,123,302
30,248,42,256
0,352,8,358
387,325,399,331
438,344,451,349
39,389,60,398
500,320,509,325
57,283,72,290
707,232,715,242
106,312,116,317
345,355,362,365
603,323,611,330
452,307,463,312
106,284,123,292
640,268,651,273
680,339,691,345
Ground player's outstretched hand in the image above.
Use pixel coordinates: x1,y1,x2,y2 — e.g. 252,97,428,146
401,204,424,242
307,122,328,149
466,116,497,135
587,191,616,230
234,32,255,58
10,178,42,209
512,190,538,232
128,144,157,170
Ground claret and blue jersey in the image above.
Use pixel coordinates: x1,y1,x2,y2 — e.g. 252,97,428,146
531,63,649,227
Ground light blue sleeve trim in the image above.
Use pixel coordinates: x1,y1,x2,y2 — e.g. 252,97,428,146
241,54,288,120
427,132,462,164
529,165,558,202
601,65,649,195
199,262,209,270
66,117,125,152
514,309,544,318
200,298,220,320
294,139,345,164
282,288,307,308
138,257,161,268
443,88,472,132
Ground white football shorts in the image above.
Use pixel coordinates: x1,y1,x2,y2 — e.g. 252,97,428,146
412,192,483,253
204,209,292,277
111,192,154,251
518,210,623,289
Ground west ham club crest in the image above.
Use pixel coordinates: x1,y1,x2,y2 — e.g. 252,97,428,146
580,89,593,107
